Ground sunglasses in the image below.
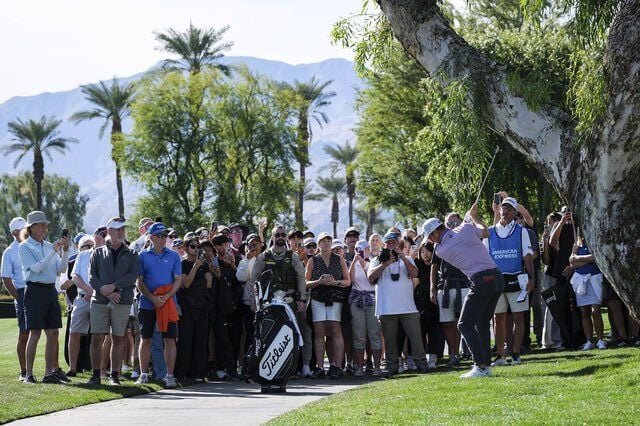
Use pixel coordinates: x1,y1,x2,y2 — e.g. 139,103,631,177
188,244,198,249
273,233,287,238
346,233,359,238
81,244,94,249
154,233,169,238
98,232,108,238
168,234,178,239
305,245,317,249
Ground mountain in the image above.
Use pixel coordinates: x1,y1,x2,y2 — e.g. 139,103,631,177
0,56,365,236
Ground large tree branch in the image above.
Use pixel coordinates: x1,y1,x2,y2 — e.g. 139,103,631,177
377,0,575,198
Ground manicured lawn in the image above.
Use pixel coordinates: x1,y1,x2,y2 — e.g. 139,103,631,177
0,318,162,424
271,347,640,425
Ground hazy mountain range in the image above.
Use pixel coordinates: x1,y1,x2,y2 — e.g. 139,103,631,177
0,56,365,236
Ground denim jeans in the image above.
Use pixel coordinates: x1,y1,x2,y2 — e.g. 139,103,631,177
151,329,166,379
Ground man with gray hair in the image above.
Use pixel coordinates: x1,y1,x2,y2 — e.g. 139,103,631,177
18,211,70,384
1,217,28,381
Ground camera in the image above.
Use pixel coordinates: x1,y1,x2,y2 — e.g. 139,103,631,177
379,248,391,262
390,273,400,281
379,248,398,263
61,228,69,239
198,250,205,261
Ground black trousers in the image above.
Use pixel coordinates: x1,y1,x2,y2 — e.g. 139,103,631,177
175,307,209,379
240,304,255,359
208,309,235,372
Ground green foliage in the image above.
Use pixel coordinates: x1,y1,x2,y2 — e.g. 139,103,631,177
117,67,297,232
0,173,88,249
568,48,607,140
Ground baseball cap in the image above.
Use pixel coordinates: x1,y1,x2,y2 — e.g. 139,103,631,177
93,226,108,236
148,222,168,236
288,229,304,239
171,238,184,248
9,217,26,232
355,240,370,251
422,218,443,238
73,232,86,245
317,232,332,243
501,197,518,210
343,227,360,239
382,232,399,243
303,237,317,247
78,235,95,248
331,239,344,249
106,217,127,229
303,229,315,238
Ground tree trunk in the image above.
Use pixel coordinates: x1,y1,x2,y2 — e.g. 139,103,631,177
378,0,640,318
332,195,339,238
347,174,355,227
296,111,310,228
112,119,125,217
367,206,375,239
33,150,44,210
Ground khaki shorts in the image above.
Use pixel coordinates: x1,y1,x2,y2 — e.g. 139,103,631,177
69,297,91,334
494,291,529,314
437,288,471,322
90,303,132,336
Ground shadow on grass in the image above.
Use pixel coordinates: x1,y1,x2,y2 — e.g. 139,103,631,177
512,362,625,378
531,352,634,364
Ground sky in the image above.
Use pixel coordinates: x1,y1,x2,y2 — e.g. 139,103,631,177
0,0,363,103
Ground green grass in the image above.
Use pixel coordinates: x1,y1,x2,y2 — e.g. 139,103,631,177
0,318,163,424
271,347,640,425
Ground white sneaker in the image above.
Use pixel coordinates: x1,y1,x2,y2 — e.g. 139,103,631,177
491,356,508,366
130,370,140,379
581,341,596,351
460,366,489,379
596,339,607,350
162,375,177,388
134,373,148,385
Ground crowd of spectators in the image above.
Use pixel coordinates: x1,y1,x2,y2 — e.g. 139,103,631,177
1,194,639,386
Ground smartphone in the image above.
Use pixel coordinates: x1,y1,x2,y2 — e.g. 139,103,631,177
212,256,219,267
493,193,501,205
61,228,69,239
198,250,205,261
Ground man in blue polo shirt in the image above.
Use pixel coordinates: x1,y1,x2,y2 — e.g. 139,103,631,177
135,222,182,388
18,211,70,384
1,217,28,381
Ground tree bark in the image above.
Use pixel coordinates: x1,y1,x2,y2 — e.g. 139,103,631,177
378,0,640,318
112,119,125,217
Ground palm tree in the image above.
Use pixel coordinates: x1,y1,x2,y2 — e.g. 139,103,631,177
70,78,134,216
322,141,359,226
355,203,386,239
2,116,76,209
308,175,346,238
289,77,337,228
155,22,233,74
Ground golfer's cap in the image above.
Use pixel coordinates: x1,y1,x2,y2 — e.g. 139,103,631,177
331,239,344,249
107,217,127,229
343,226,360,239
422,218,442,238
382,232,400,243
355,240,370,251
303,237,317,247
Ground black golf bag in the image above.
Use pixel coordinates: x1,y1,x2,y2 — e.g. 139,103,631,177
245,270,301,393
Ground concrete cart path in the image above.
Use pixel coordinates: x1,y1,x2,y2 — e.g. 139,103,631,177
10,378,368,425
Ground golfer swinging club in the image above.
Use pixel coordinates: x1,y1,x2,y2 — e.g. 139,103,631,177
423,203,504,378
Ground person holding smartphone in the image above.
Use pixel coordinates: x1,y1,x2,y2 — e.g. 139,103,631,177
18,211,71,384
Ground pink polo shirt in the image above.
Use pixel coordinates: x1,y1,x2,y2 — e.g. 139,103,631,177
434,223,497,279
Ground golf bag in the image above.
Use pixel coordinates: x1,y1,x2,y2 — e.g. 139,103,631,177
245,270,302,393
